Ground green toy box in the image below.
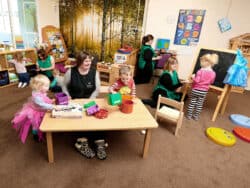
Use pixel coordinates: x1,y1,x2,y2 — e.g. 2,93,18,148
108,93,122,106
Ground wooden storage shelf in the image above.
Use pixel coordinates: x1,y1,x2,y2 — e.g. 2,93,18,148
42,25,68,63
114,49,139,66
229,33,250,93
97,62,134,86
0,48,37,88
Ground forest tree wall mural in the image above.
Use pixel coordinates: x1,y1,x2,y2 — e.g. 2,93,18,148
59,0,145,61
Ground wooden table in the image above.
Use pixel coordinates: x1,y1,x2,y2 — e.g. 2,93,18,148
40,98,158,163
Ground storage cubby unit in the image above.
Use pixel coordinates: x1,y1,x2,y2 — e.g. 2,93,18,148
97,62,135,86
42,25,68,63
0,48,37,88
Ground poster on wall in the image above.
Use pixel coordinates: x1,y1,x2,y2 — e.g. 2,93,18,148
174,9,206,46
218,18,232,33
155,38,170,50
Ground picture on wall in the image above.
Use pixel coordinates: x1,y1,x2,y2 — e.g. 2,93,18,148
174,9,206,46
218,18,232,33
156,38,170,50
59,0,145,61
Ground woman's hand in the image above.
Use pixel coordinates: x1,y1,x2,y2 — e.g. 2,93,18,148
175,86,182,93
152,56,162,61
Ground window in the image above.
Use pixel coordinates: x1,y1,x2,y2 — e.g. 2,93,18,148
0,0,38,49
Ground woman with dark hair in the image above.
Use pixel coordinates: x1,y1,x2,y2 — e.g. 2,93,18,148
62,51,100,99
135,34,161,84
36,48,55,81
62,51,107,160
37,48,62,92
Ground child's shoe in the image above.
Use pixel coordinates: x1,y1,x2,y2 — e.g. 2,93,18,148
94,139,108,160
18,82,23,88
21,82,27,88
75,137,95,159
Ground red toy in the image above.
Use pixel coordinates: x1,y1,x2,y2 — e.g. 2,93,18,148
94,109,108,119
233,127,250,142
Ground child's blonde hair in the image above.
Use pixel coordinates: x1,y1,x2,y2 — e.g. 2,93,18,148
119,65,131,75
14,52,23,62
30,74,50,91
200,53,219,67
164,56,178,71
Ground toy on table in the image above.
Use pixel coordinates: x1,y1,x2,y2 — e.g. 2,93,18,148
229,114,250,128
55,92,69,105
233,127,250,142
51,103,83,118
83,101,100,116
206,127,236,146
120,100,134,114
86,105,99,116
94,109,108,119
107,93,122,106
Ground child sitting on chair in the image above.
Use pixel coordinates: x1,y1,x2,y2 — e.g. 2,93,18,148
12,74,61,143
186,53,218,120
109,65,136,98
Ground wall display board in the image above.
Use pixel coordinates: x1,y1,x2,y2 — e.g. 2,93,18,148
42,25,68,63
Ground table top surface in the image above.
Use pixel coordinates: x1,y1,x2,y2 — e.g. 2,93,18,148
40,98,158,132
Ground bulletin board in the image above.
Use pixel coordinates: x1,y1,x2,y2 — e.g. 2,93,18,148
42,25,68,63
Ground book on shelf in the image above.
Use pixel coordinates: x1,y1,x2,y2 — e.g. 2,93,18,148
51,103,83,118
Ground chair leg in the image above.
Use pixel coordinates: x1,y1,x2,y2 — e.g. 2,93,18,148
175,113,184,137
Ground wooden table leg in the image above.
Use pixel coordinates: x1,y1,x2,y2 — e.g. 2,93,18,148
46,132,54,163
142,129,152,158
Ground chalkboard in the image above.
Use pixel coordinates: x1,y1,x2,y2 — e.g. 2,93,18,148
193,48,236,88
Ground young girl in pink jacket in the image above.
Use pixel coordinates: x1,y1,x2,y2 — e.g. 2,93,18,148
187,53,219,120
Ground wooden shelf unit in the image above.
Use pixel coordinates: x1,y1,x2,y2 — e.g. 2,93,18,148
97,62,135,86
0,48,37,88
42,25,68,63
114,49,139,66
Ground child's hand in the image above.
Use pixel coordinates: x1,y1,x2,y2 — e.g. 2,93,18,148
54,105,63,111
191,74,195,79
51,99,56,104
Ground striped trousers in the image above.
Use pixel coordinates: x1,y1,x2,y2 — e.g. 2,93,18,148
187,89,208,120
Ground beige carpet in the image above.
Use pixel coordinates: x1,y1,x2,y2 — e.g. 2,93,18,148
0,82,250,188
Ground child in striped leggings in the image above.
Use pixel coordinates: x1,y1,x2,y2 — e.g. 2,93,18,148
187,53,219,120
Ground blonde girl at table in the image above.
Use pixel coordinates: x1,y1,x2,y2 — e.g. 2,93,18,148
12,74,61,143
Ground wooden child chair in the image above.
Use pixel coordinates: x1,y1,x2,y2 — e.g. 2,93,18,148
154,95,184,136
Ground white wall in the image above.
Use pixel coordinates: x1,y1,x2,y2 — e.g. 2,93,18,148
144,0,250,80
36,0,60,42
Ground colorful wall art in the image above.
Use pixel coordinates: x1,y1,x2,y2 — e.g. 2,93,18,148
218,18,232,33
156,38,170,50
174,9,206,46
